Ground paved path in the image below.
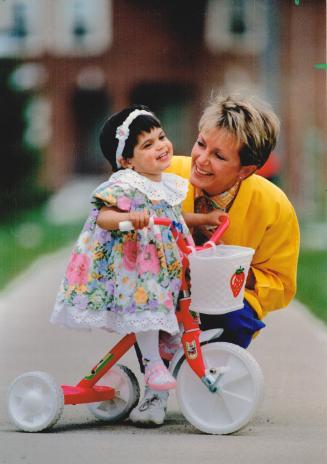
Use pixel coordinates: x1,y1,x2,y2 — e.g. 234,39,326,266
0,249,327,464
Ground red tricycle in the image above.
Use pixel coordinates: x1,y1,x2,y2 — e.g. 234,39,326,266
7,216,263,434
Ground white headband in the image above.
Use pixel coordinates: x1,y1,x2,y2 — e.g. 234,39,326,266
115,109,154,168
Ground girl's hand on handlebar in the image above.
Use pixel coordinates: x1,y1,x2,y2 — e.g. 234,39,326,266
96,207,149,231
128,210,150,229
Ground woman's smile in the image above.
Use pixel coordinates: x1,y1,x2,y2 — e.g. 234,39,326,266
193,165,213,177
190,128,253,195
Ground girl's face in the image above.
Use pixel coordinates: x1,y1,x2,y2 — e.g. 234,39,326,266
122,127,173,181
190,127,256,196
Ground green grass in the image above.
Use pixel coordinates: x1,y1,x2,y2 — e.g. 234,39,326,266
0,205,83,290
296,248,327,325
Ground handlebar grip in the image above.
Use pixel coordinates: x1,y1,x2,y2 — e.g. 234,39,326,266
118,220,134,231
118,217,172,231
153,217,172,226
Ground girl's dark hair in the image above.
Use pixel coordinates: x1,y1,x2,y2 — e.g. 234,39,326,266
99,104,161,172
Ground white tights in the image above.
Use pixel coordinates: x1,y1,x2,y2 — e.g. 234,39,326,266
135,330,162,367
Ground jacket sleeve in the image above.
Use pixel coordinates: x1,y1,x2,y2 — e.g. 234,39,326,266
246,198,300,318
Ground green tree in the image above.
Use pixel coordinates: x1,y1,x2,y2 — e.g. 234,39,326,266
0,60,45,219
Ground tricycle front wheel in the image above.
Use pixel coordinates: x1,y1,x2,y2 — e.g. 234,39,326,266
176,342,264,434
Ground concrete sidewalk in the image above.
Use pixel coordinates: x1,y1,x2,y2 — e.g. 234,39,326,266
0,249,327,464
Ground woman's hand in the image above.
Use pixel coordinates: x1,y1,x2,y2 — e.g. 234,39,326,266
245,268,255,290
183,211,229,228
203,210,229,227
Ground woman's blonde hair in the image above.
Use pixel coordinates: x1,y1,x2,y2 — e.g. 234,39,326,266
199,94,280,168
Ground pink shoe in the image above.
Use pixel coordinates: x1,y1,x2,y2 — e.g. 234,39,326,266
144,362,176,391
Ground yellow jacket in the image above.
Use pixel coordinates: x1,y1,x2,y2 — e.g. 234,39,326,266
166,156,300,319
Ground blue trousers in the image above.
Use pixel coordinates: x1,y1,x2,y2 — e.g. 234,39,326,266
199,300,265,349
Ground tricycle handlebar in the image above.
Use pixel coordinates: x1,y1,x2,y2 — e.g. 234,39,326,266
204,214,230,246
118,215,230,250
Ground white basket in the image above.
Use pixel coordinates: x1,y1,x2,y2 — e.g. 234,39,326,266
188,244,254,315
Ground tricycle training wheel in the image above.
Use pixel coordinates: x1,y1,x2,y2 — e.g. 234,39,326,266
176,342,263,434
7,371,64,432
87,364,140,422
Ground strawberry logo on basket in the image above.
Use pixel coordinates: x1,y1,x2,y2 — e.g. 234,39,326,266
230,267,245,297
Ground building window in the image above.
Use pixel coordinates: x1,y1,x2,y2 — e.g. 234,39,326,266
50,0,112,56
0,0,46,57
204,0,268,54
0,0,112,57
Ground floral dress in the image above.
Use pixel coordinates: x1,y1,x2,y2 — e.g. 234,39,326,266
50,169,192,335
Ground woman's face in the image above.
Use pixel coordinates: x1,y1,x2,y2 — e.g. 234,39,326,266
190,127,255,196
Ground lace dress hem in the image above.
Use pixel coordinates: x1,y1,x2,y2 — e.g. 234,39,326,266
50,303,179,335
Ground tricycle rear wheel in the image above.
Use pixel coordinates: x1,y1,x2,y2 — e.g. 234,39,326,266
87,364,140,422
7,371,64,432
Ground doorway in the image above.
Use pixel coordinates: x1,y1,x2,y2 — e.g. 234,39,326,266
131,83,195,155
72,88,110,174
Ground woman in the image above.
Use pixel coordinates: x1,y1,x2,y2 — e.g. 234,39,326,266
130,94,300,425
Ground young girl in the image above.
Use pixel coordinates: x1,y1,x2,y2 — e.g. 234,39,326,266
51,105,224,392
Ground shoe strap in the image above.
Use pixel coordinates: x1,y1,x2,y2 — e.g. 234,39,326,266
145,363,171,383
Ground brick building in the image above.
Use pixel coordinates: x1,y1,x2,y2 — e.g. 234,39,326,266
0,0,326,218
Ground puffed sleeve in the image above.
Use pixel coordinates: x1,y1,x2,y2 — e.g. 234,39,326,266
91,180,133,212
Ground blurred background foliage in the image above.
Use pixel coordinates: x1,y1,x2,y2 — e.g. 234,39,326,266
297,250,327,324
0,59,48,219
0,59,84,292
0,206,82,290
